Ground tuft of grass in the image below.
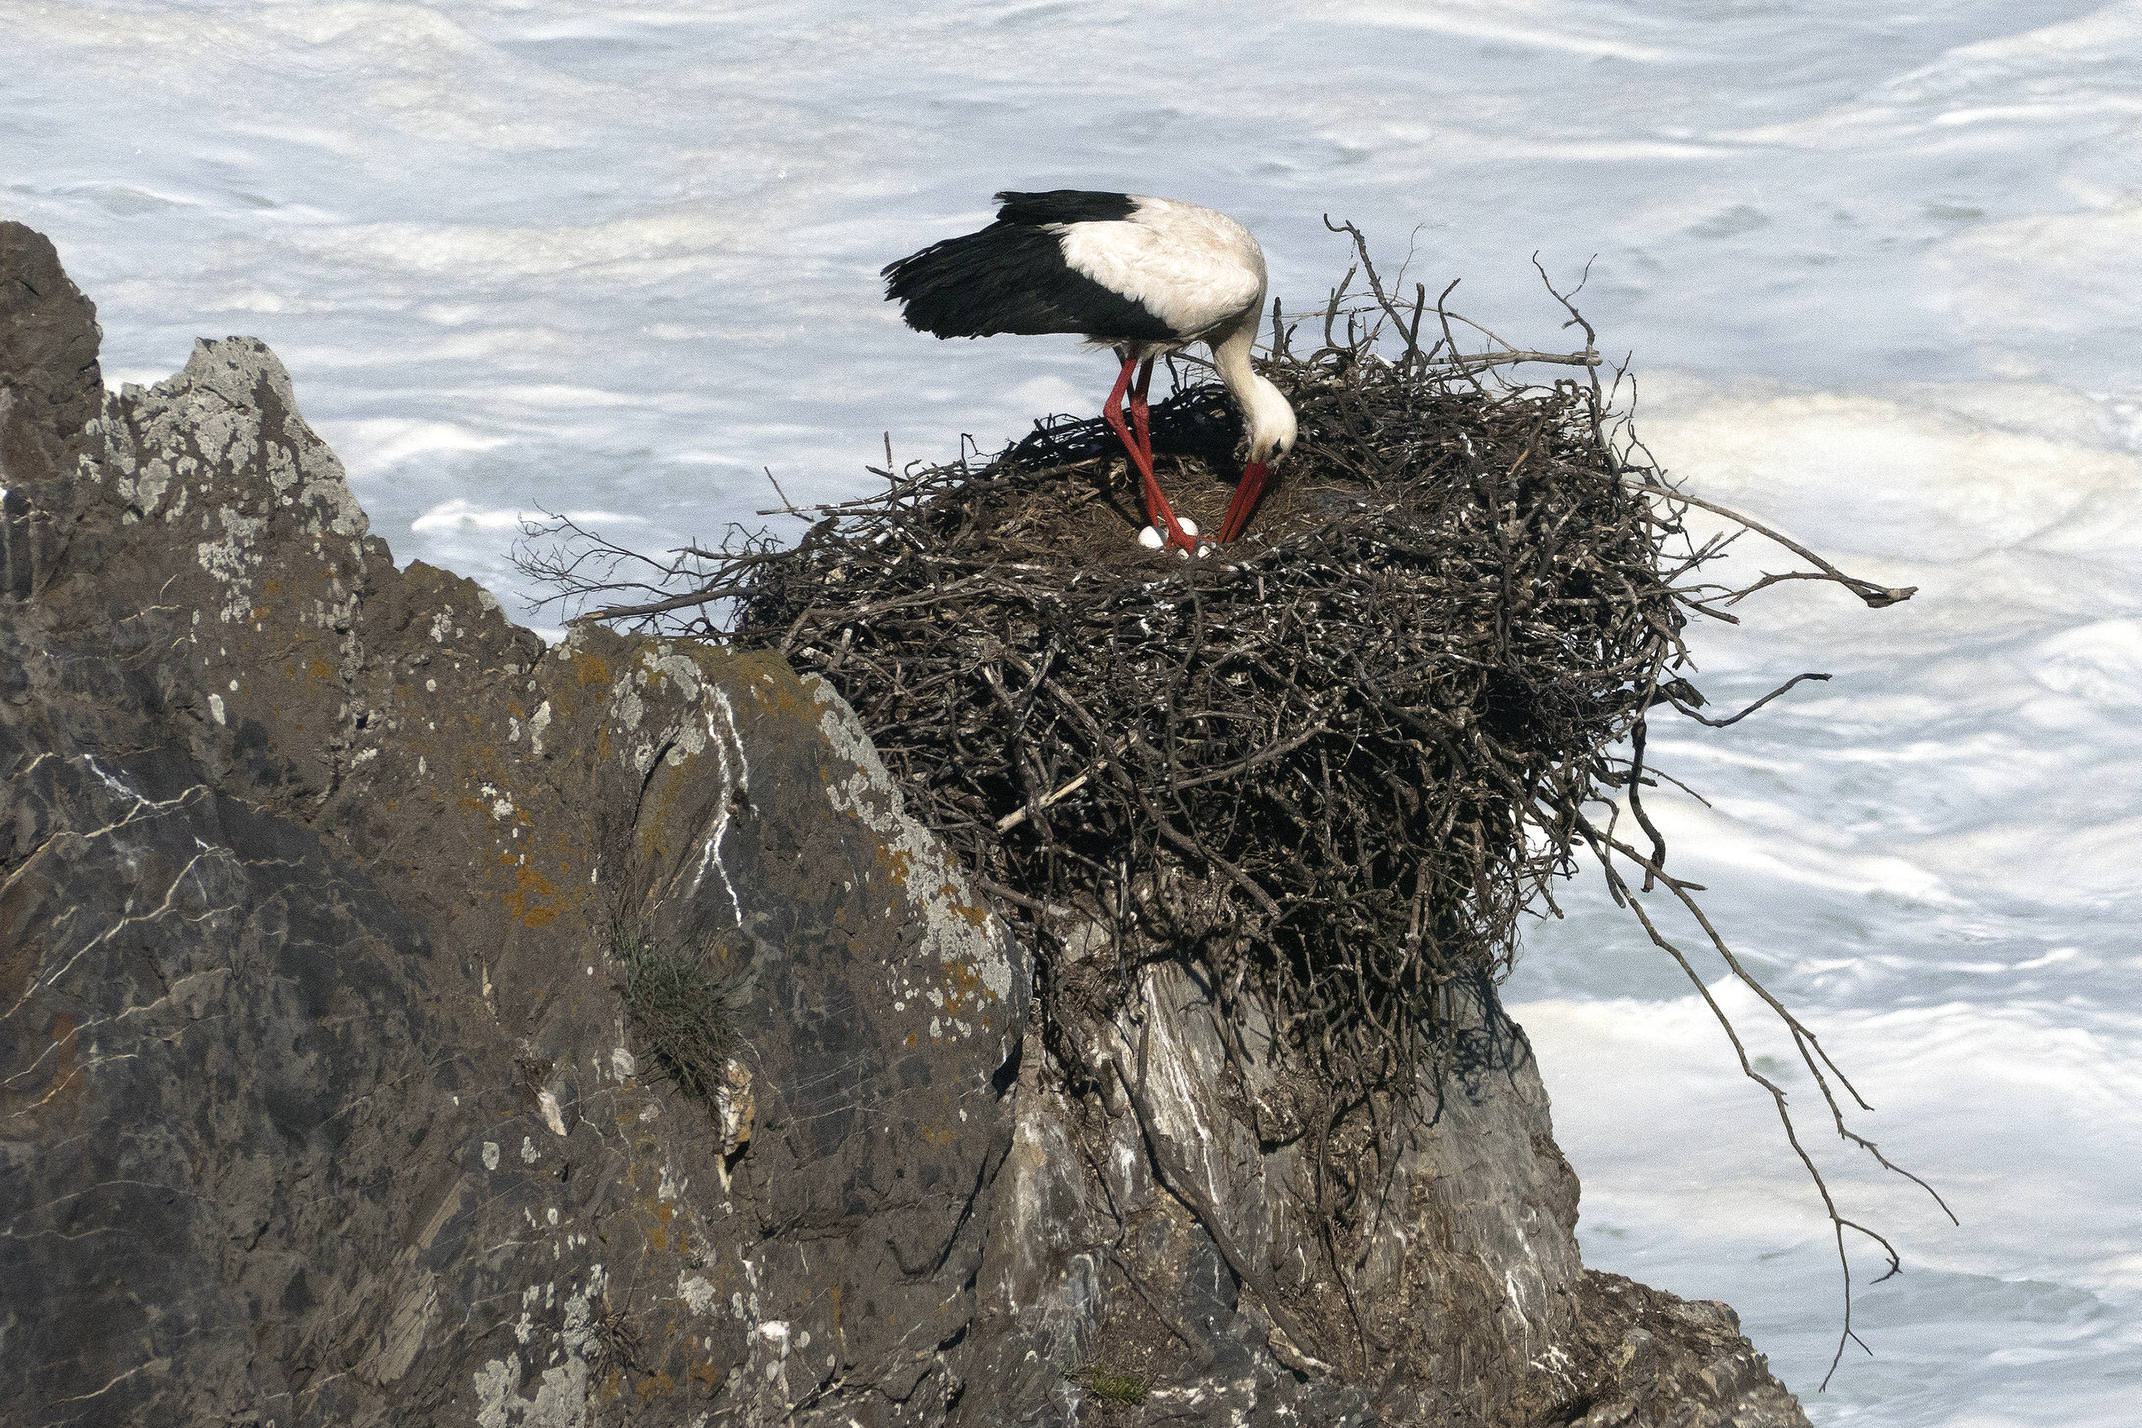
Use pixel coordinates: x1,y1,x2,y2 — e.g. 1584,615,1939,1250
1071,1366,1150,1407
614,918,739,1102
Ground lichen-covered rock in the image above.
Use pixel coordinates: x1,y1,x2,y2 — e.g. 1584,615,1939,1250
2,221,1024,1427
0,222,1803,1428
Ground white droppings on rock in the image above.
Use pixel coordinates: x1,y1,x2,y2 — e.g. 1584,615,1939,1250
538,1088,568,1138
208,693,226,726
687,683,751,925
482,1141,501,1171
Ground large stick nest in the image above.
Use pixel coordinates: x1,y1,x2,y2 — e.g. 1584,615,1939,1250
753,352,1655,1039
545,239,1794,1054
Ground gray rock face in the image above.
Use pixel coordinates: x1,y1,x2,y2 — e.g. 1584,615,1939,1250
0,222,1805,1427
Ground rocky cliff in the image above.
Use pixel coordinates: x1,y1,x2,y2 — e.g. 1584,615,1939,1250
0,222,1805,1427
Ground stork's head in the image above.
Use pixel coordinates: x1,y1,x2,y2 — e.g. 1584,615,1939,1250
1208,319,1296,541
1243,372,1298,467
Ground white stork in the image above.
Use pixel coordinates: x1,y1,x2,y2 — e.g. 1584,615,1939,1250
883,191,1297,552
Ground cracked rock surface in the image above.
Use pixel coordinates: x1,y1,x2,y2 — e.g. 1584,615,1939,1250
0,222,1804,1427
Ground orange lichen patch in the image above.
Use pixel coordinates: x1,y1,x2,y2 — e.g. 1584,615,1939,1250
686,1357,724,1389
634,1370,676,1401
307,658,334,681
883,846,913,886
937,955,997,1015
506,861,563,929
941,885,991,928
918,1125,957,1147
251,604,270,621
733,658,820,721
574,654,614,689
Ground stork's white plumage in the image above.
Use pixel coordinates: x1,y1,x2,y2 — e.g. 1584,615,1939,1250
883,191,1296,550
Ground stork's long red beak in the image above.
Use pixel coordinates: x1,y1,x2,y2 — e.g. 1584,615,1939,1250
1218,462,1271,543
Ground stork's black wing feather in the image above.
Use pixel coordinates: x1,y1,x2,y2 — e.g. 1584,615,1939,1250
882,217,1173,344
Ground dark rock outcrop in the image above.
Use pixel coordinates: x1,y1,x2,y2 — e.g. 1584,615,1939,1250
0,222,1805,1427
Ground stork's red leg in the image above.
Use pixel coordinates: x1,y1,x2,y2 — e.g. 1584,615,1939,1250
1128,357,1155,473
1218,461,1272,543
1103,354,1197,551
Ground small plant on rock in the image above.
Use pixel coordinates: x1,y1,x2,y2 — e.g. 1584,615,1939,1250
614,918,739,1104
1072,1366,1151,1407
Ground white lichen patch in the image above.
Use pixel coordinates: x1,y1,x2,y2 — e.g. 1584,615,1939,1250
472,1265,604,1428
610,681,646,742
196,507,267,622
678,1272,719,1315
810,679,1015,1025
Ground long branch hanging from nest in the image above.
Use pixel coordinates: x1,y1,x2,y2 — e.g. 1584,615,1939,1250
518,220,1945,1387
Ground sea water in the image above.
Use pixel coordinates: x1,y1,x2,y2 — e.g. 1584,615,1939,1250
6,2,2137,1421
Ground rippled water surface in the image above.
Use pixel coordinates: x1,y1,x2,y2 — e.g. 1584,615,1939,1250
7,3,2138,1421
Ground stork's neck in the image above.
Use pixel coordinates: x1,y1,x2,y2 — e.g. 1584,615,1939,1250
1210,323,1296,463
